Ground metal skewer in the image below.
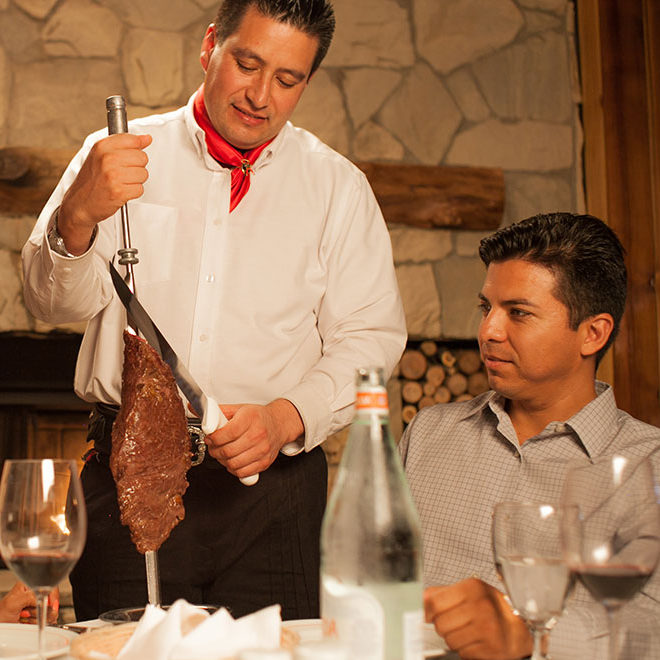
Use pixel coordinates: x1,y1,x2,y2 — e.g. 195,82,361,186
106,96,139,302
106,94,161,608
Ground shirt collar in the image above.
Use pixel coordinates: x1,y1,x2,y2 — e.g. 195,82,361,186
461,381,618,457
562,381,619,456
183,92,287,171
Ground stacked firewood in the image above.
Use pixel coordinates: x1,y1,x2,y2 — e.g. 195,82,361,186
398,341,489,425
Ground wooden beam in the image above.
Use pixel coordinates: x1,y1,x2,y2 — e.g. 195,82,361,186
356,162,504,230
0,147,73,215
0,147,505,230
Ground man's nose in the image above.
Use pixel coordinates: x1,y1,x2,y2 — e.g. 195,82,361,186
246,74,270,109
478,309,506,343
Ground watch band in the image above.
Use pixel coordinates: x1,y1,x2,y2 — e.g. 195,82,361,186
47,213,75,258
47,211,97,258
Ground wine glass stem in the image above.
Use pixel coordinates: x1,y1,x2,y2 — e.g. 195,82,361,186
36,591,48,660
531,628,548,660
606,605,622,660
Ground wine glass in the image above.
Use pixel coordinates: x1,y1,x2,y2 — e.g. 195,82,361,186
561,455,660,659
492,502,573,660
0,459,86,659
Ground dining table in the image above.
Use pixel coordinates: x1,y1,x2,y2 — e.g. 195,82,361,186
19,615,457,660
0,619,458,660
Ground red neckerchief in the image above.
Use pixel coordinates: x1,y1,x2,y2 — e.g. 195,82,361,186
193,85,273,212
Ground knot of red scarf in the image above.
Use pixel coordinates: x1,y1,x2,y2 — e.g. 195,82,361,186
193,85,273,212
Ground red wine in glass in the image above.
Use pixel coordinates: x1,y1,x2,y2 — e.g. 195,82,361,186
6,552,79,592
576,564,653,604
0,460,86,660
561,455,660,660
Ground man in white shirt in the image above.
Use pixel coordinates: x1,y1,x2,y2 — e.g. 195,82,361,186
22,0,406,621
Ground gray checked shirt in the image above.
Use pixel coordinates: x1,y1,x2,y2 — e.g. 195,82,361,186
399,382,660,659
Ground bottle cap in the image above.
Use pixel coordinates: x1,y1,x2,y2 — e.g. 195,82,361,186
293,639,349,659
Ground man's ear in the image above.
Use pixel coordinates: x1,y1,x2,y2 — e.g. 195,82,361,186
579,313,615,359
200,24,216,72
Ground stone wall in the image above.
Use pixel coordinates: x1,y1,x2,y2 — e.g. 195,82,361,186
0,0,582,340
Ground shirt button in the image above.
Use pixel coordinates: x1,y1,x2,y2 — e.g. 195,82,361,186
206,274,215,283
199,334,208,342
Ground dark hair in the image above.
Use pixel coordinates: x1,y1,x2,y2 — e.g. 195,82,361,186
478,212,627,366
214,0,335,76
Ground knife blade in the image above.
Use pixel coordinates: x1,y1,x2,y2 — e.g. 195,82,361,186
109,261,259,486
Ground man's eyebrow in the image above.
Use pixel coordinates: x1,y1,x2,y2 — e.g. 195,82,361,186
478,293,539,307
505,298,538,306
232,47,307,81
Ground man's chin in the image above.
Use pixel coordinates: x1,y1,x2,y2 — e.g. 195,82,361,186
223,118,281,150
486,373,518,399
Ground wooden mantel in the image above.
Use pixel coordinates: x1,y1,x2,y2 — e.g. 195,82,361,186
355,161,504,230
0,146,504,230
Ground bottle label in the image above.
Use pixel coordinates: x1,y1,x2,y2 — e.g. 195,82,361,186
403,609,425,660
322,581,384,659
321,578,424,660
356,387,389,414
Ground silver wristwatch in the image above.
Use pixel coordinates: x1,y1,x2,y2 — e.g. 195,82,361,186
47,212,97,257
47,214,75,257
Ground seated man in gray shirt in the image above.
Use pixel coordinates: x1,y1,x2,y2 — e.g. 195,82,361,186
399,212,660,659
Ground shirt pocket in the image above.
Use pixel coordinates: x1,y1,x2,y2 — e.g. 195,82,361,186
121,202,179,284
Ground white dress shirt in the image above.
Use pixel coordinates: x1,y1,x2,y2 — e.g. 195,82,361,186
22,94,407,454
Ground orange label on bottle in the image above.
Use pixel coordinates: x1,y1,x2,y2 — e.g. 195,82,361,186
356,390,389,410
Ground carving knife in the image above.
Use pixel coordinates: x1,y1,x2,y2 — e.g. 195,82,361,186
109,261,259,486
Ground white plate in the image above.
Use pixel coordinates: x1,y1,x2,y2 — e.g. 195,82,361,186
0,624,77,659
282,619,448,657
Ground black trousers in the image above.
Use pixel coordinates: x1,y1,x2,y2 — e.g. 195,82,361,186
70,407,327,622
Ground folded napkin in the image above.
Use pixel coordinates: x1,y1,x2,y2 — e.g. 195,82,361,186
117,600,282,660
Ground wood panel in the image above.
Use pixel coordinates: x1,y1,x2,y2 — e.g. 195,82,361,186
577,0,615,387
645,0,660,401
578,0,660,424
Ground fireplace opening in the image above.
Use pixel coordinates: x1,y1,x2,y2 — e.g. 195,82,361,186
0,331,90,468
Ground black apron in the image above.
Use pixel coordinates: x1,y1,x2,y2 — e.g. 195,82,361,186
70,404,327,621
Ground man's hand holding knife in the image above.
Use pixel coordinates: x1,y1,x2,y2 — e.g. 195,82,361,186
203,398,304,479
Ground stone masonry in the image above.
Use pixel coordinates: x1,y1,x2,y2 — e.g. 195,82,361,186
0,0,582,341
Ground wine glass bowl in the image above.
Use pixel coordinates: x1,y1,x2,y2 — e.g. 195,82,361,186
0,459,86,659
492,502,573,660
561,455,660,659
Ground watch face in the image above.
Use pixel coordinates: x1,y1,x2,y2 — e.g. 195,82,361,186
48,221,74,258
47,215,97,257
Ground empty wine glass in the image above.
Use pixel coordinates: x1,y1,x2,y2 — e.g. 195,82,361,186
492,502,573,660
0,459,86,659
561,454,660,660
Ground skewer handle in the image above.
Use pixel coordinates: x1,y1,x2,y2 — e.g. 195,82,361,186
106,95,138,295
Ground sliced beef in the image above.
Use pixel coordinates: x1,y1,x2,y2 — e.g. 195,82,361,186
111,331,191,554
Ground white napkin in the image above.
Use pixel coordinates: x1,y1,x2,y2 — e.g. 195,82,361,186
116,600,282,660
